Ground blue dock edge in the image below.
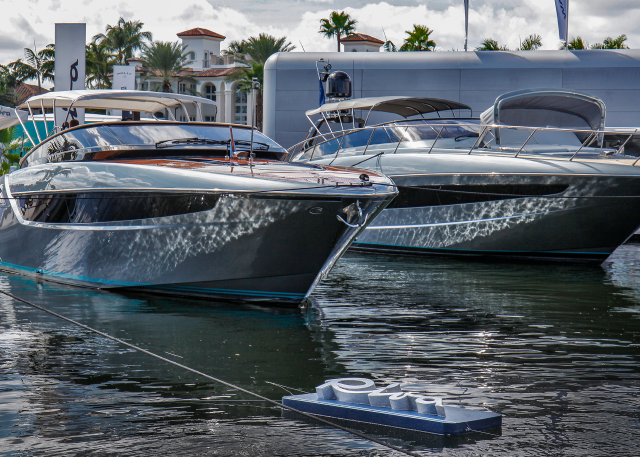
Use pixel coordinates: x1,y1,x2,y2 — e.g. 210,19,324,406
282,393,501,436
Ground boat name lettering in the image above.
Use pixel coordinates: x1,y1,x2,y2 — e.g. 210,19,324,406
316,377,446,417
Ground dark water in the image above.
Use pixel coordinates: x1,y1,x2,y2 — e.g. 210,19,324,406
1,246,640,456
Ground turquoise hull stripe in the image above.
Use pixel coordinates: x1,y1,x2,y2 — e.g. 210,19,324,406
152,284,305,298
0,260,305,299
0,260,146,286
352,241,612,256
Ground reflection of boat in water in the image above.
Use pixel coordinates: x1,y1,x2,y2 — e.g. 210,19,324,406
291,88,640,264
1,90,396,303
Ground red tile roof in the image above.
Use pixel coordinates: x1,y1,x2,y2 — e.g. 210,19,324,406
146,69,194,77
194,68,237,77
177,28,226,39
127,57,144,61
14,83,49,105
341,33,384,44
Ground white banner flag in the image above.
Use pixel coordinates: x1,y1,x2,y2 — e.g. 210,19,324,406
0,105,27,130
555,0,569,42
464,0,469,51
55,23,86,126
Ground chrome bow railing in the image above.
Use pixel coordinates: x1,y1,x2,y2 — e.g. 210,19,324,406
286,120,640,166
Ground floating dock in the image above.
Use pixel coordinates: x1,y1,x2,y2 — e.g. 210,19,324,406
282,378,501,436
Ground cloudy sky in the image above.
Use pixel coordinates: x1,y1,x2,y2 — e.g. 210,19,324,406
1,0,638,78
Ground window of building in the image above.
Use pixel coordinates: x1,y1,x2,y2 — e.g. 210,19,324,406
235,86,248,125
178,83,196,94
204,116,215,122
188,51,196,61
204,84,216,101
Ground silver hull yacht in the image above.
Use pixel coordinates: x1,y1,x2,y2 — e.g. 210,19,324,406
291,90,640,264
3,90,396,303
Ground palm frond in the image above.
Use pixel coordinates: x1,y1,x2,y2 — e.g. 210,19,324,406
476,38,508,51
318,11,357,51
519,34,542,51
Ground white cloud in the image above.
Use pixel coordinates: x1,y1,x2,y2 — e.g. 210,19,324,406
0,0,639,85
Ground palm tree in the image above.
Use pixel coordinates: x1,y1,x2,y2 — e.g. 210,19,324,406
238,34,295,63
561,36,588,50
86,41,115,89
0,126,23,175
319,11,357,52
399,25,436,51
591,34,629,49
519,34,542,51
142,41,193,93
476,38,509,51
0,65,21,107
383,40,397,52
9,44,55,94
223,40,249,56
225,34,295,130
226,61,264,129
94,17,152,65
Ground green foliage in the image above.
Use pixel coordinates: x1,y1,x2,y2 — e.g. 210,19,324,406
519,34,542,51
224,34,294,129
561,36,588,50
235,34,295,64
591,34,629,49
476,38,509,51
226,61,264,93
8,44,55,94
0,126,23,175
319,11,357,52
383,40,397,52
93,17,152,65
399,25,436,51
0,64,21,107
223,40,249,56
225,60,264,129
142,41,193,93
86,41,115,89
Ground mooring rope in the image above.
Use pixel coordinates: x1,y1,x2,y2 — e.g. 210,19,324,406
0,289,424,457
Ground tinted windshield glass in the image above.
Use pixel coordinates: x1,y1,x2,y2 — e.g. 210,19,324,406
392,120,483,142
32,123,285,151
22,122,287,167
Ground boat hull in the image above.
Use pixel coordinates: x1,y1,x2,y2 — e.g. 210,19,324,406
0,160,395,303
0,194,392,303
352,173,640,264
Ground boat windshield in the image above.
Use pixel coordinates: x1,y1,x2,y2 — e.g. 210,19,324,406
21,122,287,167
295,119,484,162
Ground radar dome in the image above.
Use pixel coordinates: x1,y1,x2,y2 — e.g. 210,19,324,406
326,71,352,99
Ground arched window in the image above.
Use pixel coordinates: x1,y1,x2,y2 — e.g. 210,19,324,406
204,84,216,101
188,52,196,61
235,86,248,125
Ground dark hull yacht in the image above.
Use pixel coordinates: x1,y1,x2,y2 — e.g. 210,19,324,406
291,89,640,264
4,90,396,303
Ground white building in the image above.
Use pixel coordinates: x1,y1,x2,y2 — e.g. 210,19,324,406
340,34,384,53
120,28,255,125
264,49,640,148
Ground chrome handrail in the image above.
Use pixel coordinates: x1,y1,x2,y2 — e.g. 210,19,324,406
287,122,640,166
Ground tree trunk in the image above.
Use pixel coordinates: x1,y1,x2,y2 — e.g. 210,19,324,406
337,34,341,52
